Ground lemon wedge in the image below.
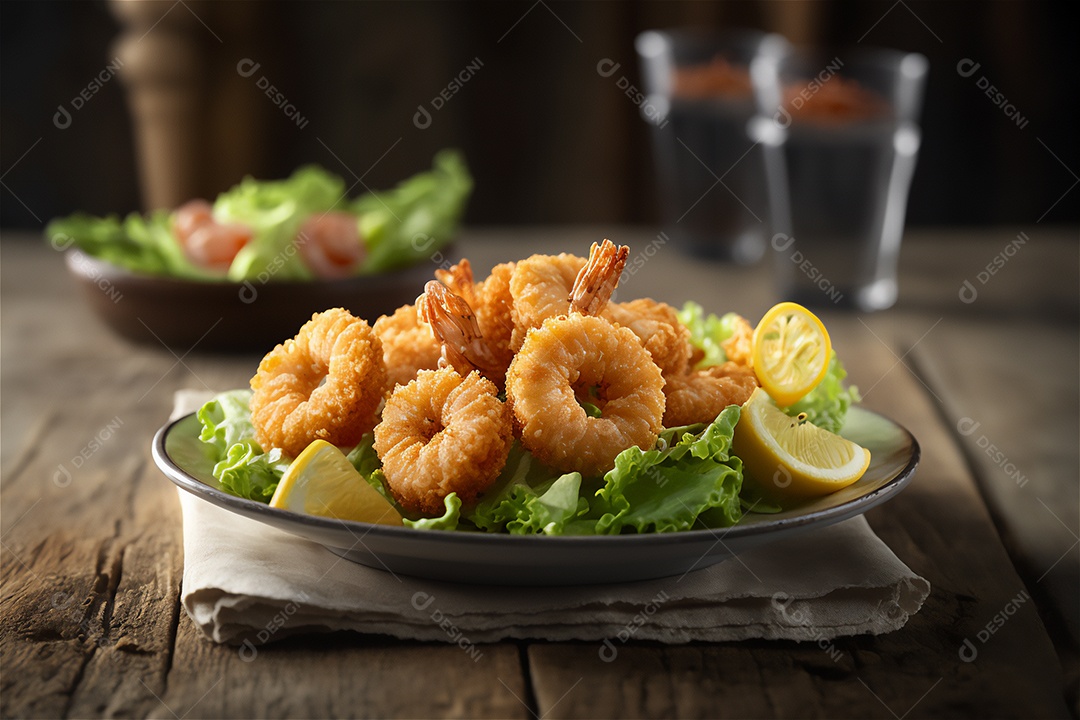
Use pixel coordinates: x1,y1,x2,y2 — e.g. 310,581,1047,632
752,302,831,407
269,440,403,525
734,388,870,501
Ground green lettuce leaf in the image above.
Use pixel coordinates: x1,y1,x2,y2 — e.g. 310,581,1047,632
196,390,289,501
216,164,346,281
677,302,743,368
46,211,211,279
404,493,462,531
355,149,472,273
783,352,861,433
595,406,744,533
464,443,590,535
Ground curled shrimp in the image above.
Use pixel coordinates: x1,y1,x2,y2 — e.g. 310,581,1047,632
603,298,694,376
373,303,442,388
508,251,586,351
375,283,513,516
720,313,754,367
436,259,517,375
418,280,507,388
506,240,665,476
250,308,387,456
173,199,251,271
662,361,759,427
296,212,364,278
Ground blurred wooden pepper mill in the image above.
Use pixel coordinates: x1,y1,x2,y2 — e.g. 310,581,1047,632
108,0,262,211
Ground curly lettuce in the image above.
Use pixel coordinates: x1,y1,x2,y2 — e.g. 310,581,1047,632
677,302,743,368
46,151,472,281
196,389,288,501
595,406,743,533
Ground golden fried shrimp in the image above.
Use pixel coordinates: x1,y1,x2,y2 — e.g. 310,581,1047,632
374,368,512,516
662,361,759,427
506,240,664,476
721,314,754,367
509,251,586,351
419,280,507,388
570,240,629,315
507,314,665,477
373,303,442,387
604,298,694,376
250,308,387,456
437,259,516,374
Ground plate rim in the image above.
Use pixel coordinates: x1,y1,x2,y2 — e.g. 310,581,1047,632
152,406,920,547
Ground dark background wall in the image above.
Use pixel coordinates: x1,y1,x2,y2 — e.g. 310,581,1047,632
2,0,1077,230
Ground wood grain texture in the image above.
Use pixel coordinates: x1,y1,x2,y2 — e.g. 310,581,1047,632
2,229,1075,718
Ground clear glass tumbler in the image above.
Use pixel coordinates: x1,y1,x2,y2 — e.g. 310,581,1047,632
636,29,790,264
750,48,928,310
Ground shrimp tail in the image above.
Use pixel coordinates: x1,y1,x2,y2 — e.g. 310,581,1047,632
421,280,505,386
570,239,629,316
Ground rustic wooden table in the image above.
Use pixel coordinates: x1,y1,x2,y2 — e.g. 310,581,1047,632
2,227,1077,718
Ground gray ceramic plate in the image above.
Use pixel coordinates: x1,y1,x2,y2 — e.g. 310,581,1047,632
153,407,918,585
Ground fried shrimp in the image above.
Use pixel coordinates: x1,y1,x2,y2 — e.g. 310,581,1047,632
604,298,694,376
419,280,507,387
662,361,759,427
373,303,442,387
437,259,516,374
508,251,586,351
375,282,513,516
250,308,387,456
506,240,665,476
720,313,754,367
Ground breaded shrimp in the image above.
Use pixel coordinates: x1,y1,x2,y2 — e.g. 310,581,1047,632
720,313,754,368
604,298,694,376
418,280,507,388
375,283,513,516
373,303,442,387
662,361,759,427
506,240,665,476
437,259,516,375
508,251,586,351
250,308,387,456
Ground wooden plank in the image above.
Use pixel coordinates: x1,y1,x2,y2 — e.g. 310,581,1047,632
526,317,1069,718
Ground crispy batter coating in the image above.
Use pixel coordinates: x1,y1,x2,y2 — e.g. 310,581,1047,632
662,361,759,427
508,252,586,351
506,314,665,477
604,298,694,376
373,303,442,387
375,368,512,516
720,314,754,368
250,308,387,456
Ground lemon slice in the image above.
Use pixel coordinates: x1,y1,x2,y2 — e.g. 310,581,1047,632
270,440,403,525
734,388,870,501
752,302,831,407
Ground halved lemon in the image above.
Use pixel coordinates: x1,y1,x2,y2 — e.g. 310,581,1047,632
269,440,403,525
752,302,831,407
733,388,870,502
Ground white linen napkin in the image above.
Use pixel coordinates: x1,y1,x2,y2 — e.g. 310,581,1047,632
171,390,930,647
